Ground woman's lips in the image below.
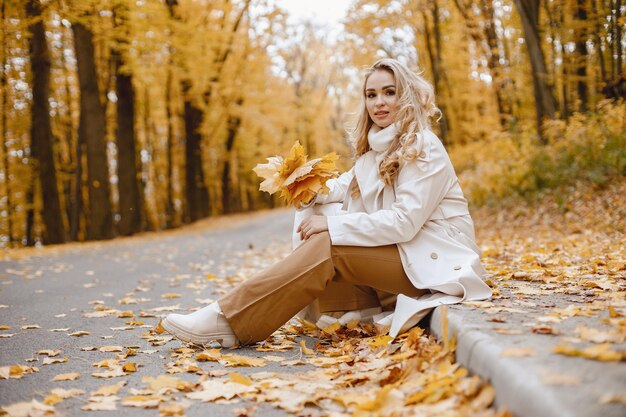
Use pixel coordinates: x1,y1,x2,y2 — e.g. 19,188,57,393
375,111,389,117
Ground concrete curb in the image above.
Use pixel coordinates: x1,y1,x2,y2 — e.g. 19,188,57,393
430,305,580,417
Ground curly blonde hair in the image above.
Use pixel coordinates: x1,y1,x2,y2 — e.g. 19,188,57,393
350,58,441,186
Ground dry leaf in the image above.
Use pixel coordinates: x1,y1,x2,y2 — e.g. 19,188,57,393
599,393,626,405
82,396,119,411
159,401,188,416
219,354,267,367
253,141,339,207
143,375,193,392
121,394,162,408
541,373,581,385
37,350,62,357
161,293,181,299
300,340,315,355
91,381,127,396
99,345,124,352
42,357,68,365
554,343,624,361
500,347,537,357
229,372,253,386
68,331,90,337
44,388,85,405
0,400,56,416
186,380,256,402
0,364,38,379
52,372,80,381
92,366,126,378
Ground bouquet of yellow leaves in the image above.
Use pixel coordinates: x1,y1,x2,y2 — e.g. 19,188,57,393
253,141,340,208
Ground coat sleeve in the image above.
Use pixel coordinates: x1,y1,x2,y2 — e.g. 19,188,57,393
326,135,454,246
314,167,354,205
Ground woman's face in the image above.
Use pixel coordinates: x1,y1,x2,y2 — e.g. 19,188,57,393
365,69,399,128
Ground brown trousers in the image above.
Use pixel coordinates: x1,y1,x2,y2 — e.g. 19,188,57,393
218,231,426,344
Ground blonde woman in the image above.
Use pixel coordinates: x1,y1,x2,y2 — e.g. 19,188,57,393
161,58,492,347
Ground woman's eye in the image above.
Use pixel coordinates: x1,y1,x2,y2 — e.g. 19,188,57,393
366,93,376,99
386,90,396,96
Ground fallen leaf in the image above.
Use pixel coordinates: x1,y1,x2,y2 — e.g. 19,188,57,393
300,340,315,355
91,381,127,396
554,343,625,361
121,394,162,408
0,364,39,379
0,400,56,416
229,372,253,386
161,293,181,299
143,375,193,393
99,345,124,353
52,372,80,381
42,357,68,365
186,379,256,402
599,393,626,405
68,331,90,337
159,401,188,416
541,373,581,385
37,349,62,357
81,396,119,411
500,347,537,357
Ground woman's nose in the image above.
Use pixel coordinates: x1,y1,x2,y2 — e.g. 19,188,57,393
375,94,385,106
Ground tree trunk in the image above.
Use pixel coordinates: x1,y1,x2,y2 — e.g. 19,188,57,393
421,2,449,144
480,0,510,128
512,0,557,141
165,64,177,227
58,25,82,241
26,0,66,244
166,0,211,223
72,21,114,240
592,0,607,92
112,7,142,236
0,0,13,246
574,0,589,112
112,50,141,235
453,0,510,128
615,0,622,79
222,105,242,214
182,81,210,222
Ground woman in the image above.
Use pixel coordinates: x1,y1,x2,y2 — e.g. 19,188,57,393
161,58,492,347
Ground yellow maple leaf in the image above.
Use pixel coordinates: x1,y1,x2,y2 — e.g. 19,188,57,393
91,381,127,396
300,340,315,355
52,372,80,381
253,141,339,207
229,372,253,386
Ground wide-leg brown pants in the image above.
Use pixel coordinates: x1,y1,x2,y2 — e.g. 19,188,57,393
218,231,426,344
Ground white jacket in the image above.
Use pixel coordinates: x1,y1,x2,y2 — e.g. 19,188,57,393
293,129,492,337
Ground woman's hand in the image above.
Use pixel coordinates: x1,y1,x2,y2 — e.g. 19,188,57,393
297,215,328,240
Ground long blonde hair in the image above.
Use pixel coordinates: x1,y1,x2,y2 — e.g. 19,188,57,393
350,58,441,186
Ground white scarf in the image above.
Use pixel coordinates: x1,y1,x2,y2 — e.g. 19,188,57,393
347,123,399,213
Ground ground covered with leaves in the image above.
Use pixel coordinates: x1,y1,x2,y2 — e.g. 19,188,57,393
1,180,624,417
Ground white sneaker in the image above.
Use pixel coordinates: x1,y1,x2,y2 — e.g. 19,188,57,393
162,302,239,348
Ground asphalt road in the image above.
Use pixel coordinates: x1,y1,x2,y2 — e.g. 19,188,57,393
0,208,309,417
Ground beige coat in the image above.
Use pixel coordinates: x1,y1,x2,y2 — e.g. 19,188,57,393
293,129,492,337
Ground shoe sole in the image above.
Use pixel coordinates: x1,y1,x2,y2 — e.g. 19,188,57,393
161,317,237,347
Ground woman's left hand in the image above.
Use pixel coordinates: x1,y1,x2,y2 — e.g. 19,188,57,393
297,215,328,240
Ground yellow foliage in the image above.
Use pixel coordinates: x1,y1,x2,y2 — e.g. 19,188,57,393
253,141,340,207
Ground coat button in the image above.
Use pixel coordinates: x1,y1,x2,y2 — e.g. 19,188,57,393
419,151,427,158
454,265,462,270
430,252,438,260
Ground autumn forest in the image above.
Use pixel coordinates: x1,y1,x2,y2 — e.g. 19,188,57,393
1,0,624,247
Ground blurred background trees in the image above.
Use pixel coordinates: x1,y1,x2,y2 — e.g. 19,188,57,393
0,0,624,247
